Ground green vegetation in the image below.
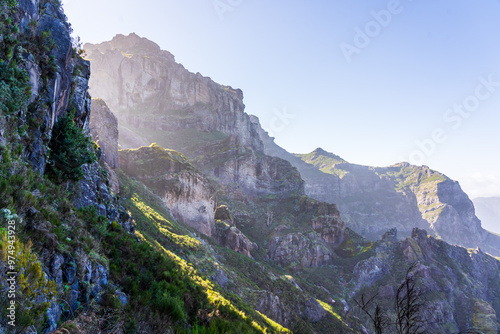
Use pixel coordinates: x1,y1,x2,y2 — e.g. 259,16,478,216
47,109,97,182
110,171,291,333
0,0,31,117
294,148,348,178
0,226,57,330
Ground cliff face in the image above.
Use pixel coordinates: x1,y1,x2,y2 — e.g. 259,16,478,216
352,228,500,333
0,1,134,332
119,144,216,236
11,0,92,175
89,98,119,169
260,130,500,256
85,33,262,152
85,34,304,198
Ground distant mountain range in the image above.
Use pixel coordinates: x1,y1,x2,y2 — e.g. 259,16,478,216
474,197,500,234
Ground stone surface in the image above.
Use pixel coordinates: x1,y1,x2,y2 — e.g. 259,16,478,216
85,34,305,198
259,139,500,256
351,228,500,333
216,221,257,258
90,98,120,169
119,144,216,236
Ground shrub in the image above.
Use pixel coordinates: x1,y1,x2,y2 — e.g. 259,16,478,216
0,228,57,329
46,109,97,182
0,62,30,115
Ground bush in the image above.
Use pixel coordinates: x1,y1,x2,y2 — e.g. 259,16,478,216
46,109,97,182
0,62,30,115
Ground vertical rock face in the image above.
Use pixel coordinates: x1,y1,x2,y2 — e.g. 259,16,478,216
1,2,135,330
119,144,216,236
90,98,119,169
85,34,304,198
259,134,500,256
13,0,92,175
85,33,263,152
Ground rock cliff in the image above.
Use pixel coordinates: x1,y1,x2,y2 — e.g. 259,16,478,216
89,98,119,169
351,228,500,333
85,34,304,198
0,1,134,331
259,132,500,256
119,143,216,236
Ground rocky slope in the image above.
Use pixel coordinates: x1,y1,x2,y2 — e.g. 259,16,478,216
85,34,304,198
0,3,316,333
119,143,217,237
351,228,500,333
259,129,500,256
81,32,500,333
0,0,136,331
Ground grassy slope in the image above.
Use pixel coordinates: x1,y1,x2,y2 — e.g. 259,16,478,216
117,168,362,333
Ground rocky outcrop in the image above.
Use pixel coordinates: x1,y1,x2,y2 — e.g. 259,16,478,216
14,0,92,175
269,230,334,268
119,144,216,236
251,291,326,327
90,98,119,169
85,33,263,152
214,205,257,257
311,215,345,247
268,199,346,268
216,221,257,258
254,291,290,326
260,140,500,256
352,228,500,333
85,34,305,198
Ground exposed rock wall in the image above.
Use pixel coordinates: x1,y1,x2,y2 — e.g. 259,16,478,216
352,228,500,334
90,98,119,169
85,33,263,152
85,34,305,198
15,0,93,175
0,2,136,331
119,144,216,236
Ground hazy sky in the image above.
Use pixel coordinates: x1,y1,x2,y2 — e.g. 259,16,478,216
61,0,500,198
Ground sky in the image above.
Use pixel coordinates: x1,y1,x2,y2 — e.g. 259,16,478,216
61,0,500,199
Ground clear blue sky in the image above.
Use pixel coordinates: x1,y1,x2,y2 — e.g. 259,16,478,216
62,0,500,198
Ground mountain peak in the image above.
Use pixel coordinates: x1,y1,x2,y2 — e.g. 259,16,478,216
310,148,346,163
85,33,174,60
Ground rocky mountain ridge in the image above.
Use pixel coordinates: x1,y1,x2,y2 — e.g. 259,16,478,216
2,7,500,331
84,33,500,333
258,128,500,256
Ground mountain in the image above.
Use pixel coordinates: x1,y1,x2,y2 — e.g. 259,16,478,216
83,33,500,333
2,2,500,331
256,129,500,256
474,197,500,234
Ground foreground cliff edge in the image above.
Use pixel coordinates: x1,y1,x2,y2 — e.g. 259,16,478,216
0,1,499,333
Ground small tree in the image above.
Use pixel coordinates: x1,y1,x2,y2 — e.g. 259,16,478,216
353,263,486,334
353,293,390,334
394,263,425,334
46,109,96,182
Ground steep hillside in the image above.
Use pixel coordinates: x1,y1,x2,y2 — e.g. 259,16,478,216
83,32,500,334
0,3,322,333
85,34,304,199
1,9,497,330
258,128,500,256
